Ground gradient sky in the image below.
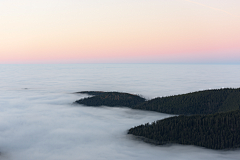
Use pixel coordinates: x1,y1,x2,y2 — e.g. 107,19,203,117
1,0,240,63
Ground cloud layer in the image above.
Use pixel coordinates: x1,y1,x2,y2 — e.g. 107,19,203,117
1,90,240,160
0,64,240,159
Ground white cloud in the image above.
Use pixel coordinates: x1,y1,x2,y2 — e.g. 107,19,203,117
0,90,239,160
0,64,240,160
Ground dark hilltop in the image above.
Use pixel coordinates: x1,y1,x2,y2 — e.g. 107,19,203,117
75,88,240,115
74,88,240,150
128,110,240,150
75,91,146,108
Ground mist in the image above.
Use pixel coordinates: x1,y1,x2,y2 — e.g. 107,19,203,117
0,89,239,160
1,64,240,160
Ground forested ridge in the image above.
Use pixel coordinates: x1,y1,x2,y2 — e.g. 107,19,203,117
133,88,240,115
75,91,107,96
75,88,240,115
75,88,240,149
75,91,145,107
128,110,240,149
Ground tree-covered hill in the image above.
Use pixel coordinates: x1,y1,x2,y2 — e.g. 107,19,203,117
75,89,240,149
75,91,107,96
75,88,240,115
128,110,240,150
133,88,240,115
75,91,146,107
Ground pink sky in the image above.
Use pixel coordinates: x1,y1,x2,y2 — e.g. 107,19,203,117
0,0,240,64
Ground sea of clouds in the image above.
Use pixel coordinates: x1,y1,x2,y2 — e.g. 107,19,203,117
0,89,240,160
0,64,240,160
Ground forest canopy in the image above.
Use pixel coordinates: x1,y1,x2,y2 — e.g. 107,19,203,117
128,110,240,150
74,88,240,150
75,88,240,115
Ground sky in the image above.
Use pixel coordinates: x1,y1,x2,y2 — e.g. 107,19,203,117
0,0,240,64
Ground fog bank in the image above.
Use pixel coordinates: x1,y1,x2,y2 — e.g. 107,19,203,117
0,89,240,160
1,64,240,159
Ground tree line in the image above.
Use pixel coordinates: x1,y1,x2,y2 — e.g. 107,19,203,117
128,110,240,149
75,91,145,107
75,88,240,115
75,88,240,149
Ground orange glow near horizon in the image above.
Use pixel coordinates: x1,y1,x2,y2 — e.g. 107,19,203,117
0,0,240,64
